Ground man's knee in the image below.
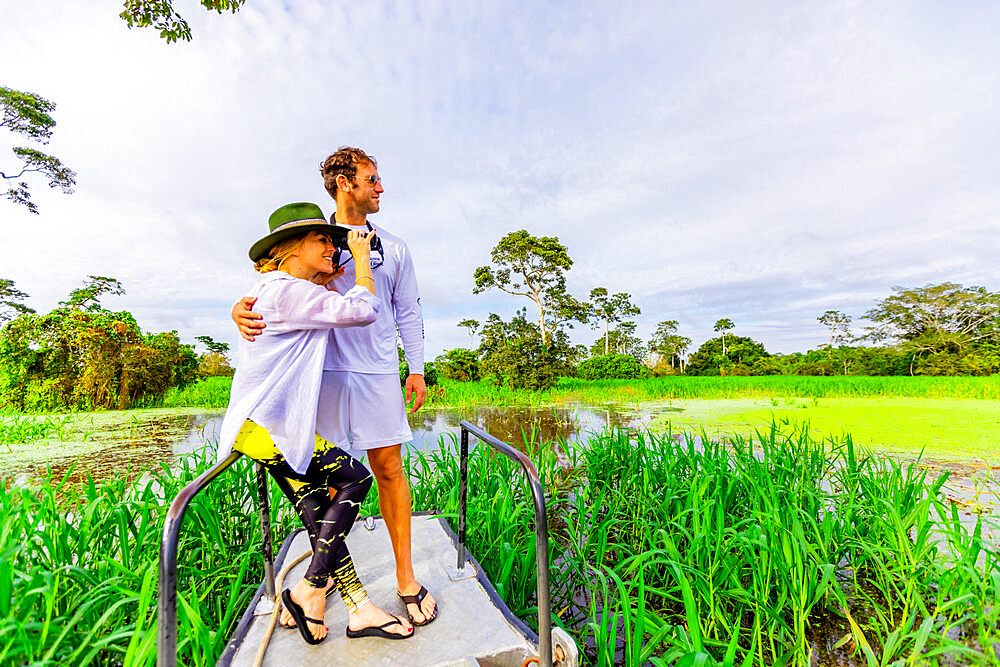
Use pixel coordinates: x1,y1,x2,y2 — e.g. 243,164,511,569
367,445,405,485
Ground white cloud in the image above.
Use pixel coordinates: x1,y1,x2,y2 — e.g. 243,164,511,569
3,1,1000,360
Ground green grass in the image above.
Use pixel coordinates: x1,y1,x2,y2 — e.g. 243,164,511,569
156,376,233,409
426,376,1000,408
0,413,78,447
2,425,997,665
646,397,1000,463
415,426,1000,665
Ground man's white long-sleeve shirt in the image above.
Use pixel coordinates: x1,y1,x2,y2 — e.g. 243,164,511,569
218,271,380,474
323,223,424,375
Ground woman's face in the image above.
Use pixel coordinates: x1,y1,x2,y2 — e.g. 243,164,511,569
295,231,337,274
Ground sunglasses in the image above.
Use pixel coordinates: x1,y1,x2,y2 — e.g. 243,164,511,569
358,174,381,186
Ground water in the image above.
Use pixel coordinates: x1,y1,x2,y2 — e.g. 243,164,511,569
0,403,648,485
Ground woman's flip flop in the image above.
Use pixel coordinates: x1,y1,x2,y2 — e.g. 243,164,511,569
280,583,337,628
397,585,437,626
281,589,326,645
346,617,413,640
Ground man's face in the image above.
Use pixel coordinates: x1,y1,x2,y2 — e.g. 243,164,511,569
349,161,383,215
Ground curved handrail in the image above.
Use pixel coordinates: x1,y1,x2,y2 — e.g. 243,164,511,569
157,452,276,667
458,420,552,667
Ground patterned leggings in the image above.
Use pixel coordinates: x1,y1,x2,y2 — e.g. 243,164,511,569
234,420,372,612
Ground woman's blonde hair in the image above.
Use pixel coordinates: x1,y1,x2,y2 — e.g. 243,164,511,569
253,232,341,285
254,234,305,273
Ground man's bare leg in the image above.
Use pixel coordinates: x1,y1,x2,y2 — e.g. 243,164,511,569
367,444,437,623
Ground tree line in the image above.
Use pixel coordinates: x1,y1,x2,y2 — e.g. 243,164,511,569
434,231,1000,389
0,276,232,411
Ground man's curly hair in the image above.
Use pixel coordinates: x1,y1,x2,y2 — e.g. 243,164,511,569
320,146,378,198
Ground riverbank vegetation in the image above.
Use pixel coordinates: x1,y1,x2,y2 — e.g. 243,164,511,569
138,374,1000,415
2,425,996,665
0,277,232,412
451,230,1000,389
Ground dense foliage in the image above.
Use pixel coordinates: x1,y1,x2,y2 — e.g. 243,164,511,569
475,310,583,391
576,353,649,380
685,335,775,376
434,348,480,382
0,277,223,411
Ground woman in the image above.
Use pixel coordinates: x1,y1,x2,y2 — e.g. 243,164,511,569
218,202,413,644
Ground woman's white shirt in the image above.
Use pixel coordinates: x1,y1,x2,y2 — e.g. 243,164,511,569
218,271,380,474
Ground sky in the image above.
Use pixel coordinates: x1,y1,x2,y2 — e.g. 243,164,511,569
2,1,999,360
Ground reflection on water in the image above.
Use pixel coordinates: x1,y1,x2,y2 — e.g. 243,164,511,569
0,404,646,486
406,403,644,455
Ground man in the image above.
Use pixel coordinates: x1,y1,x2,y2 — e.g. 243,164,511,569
233,147,437,626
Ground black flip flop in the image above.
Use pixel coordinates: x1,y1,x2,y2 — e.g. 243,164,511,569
281,589,326,645
398,585,437,626
346,617,413,640
281,583,336,628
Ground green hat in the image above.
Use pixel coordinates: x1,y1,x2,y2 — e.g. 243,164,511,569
249,202,346,262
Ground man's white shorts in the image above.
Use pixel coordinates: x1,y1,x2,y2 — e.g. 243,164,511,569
316,370,412,450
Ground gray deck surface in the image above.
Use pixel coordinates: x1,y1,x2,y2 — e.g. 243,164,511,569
228,515,537,666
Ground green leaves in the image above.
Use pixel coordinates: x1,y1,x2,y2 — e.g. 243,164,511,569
118,0,247,43
1,86,76,215
473,230,582,347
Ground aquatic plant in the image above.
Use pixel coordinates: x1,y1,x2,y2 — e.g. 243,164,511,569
408,426,1000,665
0,425,996,665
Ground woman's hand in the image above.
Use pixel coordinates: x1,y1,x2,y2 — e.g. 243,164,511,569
347,229,373,265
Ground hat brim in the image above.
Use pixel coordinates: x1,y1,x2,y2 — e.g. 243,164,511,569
249,221,348,262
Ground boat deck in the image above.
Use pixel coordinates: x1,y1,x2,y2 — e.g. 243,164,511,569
220,513,574,666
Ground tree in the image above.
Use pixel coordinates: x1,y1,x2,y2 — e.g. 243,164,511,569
194,334,230,356
588,287,641,355
0,278,35,325
434,348,480,382
119,0,247,43
818,310,852,348
473,230,584,346
863,283,1000,369
457,318,480,348
648,319,692,371
1,86,76,215
0,276,198,409
60,276,125,312
686,335,772,376
475,309,577,390
713,318,735,356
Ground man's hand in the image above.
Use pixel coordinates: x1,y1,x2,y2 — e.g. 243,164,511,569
232,297,265,342
404,374,426,413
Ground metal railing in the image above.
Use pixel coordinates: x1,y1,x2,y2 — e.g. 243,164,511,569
158,422,553,666
157,453,275,667
457,420,553,667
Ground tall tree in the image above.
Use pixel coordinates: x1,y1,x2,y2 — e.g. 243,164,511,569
588,287,641,355
457,318,480,348
649,319,692,370
0,278,35,325
1,87,76,215
119,0,247,42
714,318,735,356
473,230,584,346
864,283,1000,360
818,310,853,348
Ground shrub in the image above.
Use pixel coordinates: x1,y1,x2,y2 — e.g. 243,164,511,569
576,353,650,380
434,348,480,382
